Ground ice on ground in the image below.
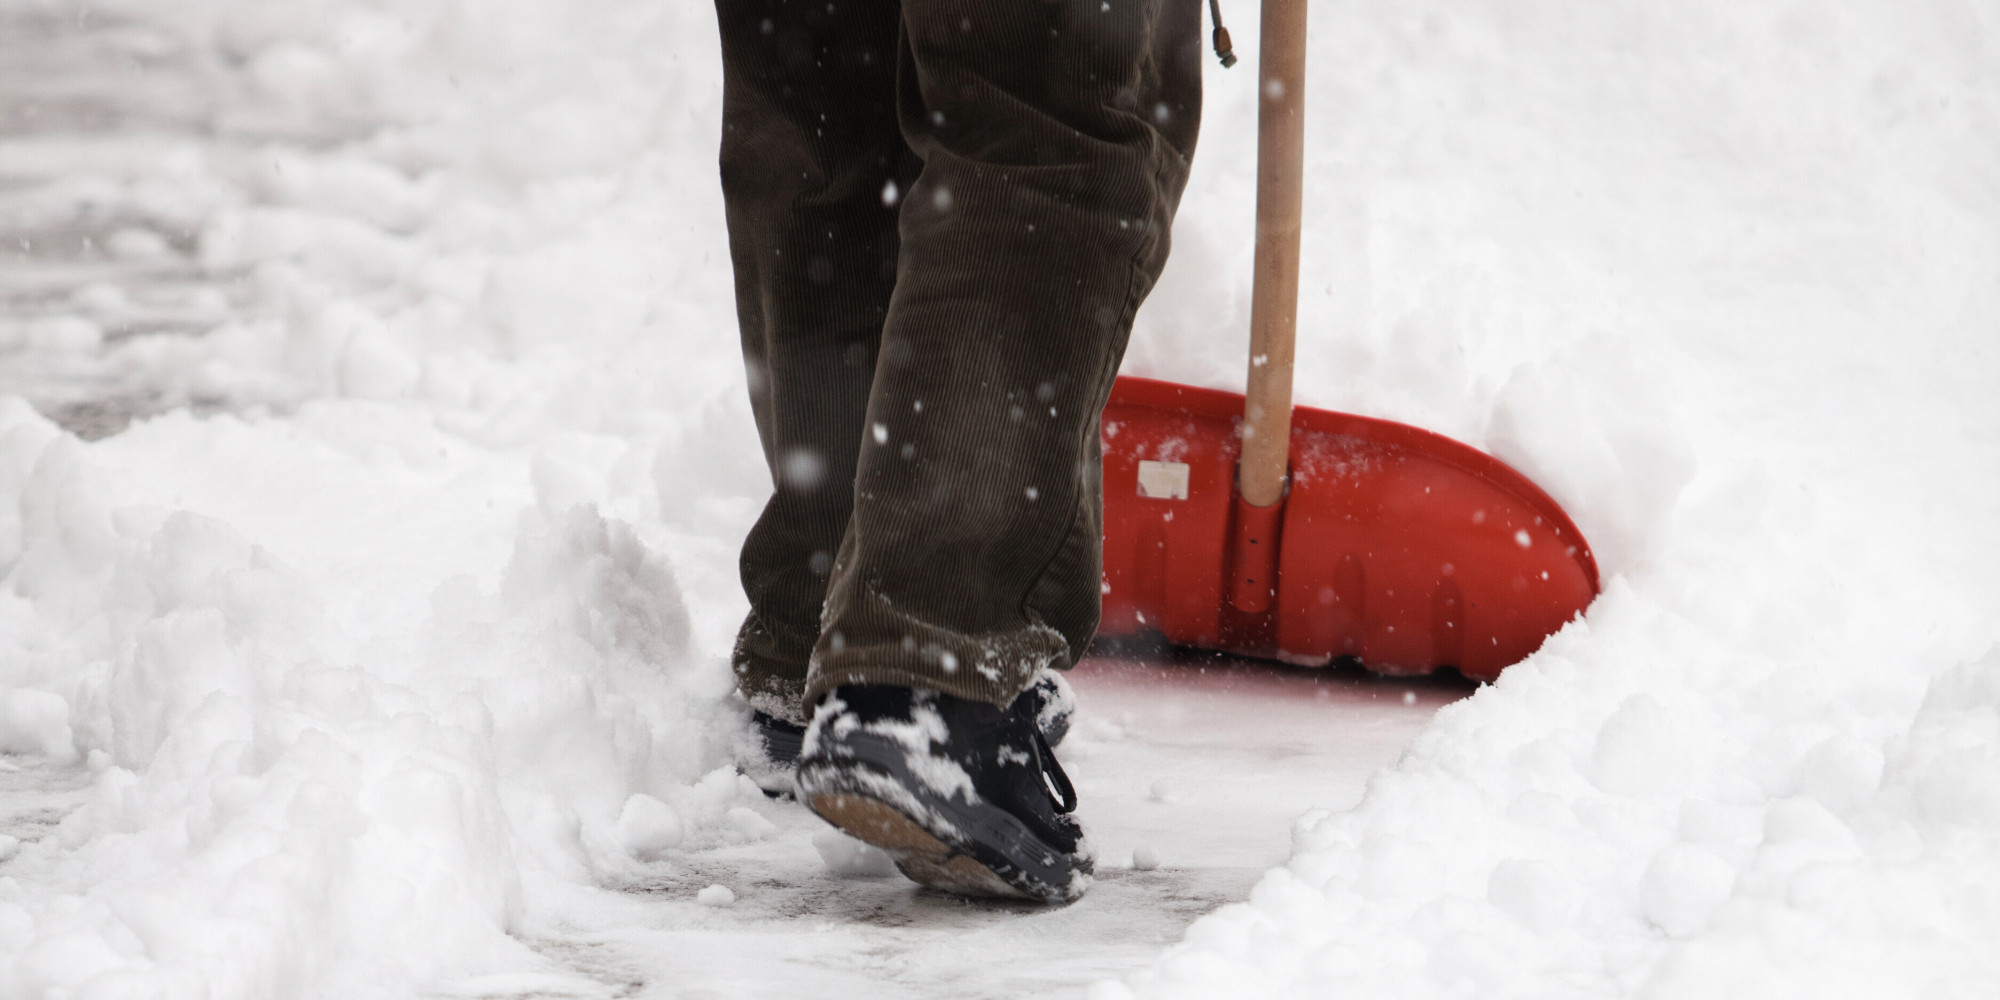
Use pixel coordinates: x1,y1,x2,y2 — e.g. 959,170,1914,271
0,0,1994,997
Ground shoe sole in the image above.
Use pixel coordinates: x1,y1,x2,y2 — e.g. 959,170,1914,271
808,792,1030,900
797,731,1088,904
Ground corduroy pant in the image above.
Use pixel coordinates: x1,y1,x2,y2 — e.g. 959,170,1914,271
716,0,1204,723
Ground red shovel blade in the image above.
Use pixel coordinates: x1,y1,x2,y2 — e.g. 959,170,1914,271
1098,376,1599,681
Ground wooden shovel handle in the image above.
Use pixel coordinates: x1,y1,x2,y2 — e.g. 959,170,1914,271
1239,0,1307,508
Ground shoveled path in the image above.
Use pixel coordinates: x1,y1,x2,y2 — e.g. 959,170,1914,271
493,654,1469,1000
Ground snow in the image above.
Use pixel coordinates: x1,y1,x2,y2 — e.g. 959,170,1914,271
0,0,1994,997
809,829,898,880
615,794,685,861
1108,1,2000,995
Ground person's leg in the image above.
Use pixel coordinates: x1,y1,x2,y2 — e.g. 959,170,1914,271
715,0,916,723
804,0,1205,710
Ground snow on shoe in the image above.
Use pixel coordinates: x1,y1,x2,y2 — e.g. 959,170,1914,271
796,685,1092,904
742,667,1075,795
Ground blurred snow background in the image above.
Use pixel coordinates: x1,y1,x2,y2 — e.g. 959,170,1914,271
0,0,1994,997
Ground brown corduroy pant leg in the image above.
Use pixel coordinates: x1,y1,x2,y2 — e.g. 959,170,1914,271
717,0,1204,724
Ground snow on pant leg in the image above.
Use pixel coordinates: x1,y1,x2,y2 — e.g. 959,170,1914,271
716,0,918,722
803,0,1204,710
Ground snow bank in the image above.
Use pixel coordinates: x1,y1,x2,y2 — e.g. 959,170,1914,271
1111,1,2000,996
0,397,774,995
1,1,776,995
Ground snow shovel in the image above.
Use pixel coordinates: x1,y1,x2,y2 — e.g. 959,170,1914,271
1094,0,1598,681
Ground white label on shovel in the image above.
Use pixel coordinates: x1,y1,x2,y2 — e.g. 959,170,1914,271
1137,460,1190,500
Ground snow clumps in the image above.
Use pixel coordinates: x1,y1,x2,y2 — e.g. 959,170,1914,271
812,829,899,879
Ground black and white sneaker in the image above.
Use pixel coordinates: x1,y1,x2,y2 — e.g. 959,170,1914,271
739,669,1074,798
797,684,1091,903
737,708,808,797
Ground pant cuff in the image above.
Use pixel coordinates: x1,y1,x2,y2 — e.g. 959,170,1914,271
803,621,1070,711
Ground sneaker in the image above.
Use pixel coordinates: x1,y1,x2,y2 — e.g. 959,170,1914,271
740,669,1074,797
795,683,1091,903
737,708,807,797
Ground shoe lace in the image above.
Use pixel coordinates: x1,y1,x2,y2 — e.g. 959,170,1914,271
1030,728,1078,814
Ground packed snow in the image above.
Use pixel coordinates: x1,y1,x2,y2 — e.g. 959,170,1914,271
0,0,1995,998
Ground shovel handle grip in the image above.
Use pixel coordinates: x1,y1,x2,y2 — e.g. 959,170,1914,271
1240,0,1308,508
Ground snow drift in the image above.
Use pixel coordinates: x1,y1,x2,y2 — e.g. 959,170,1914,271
1,0,773,994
